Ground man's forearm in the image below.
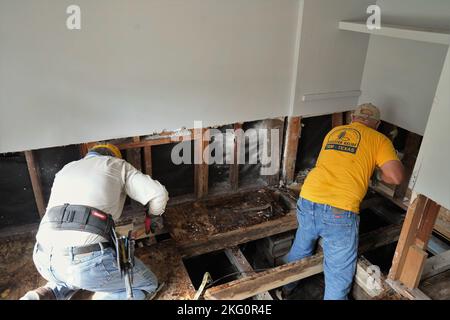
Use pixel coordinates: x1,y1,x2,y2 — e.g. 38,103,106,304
146,187,169,216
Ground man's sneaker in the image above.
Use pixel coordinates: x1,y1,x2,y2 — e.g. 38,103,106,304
20,286,56,300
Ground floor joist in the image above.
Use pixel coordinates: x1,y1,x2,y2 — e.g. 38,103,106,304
204,224,401,300
224,247,273,300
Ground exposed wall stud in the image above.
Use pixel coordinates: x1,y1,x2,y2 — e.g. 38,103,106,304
281,117,301,184
24,151,46,218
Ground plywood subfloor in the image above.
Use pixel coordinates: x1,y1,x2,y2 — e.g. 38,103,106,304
164,188,290,243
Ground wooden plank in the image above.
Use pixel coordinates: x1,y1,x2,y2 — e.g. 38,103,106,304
399,245,428,288
230,123,243,190
224,247,273,300
386,278,431,300
115,132,195,150
225,247,253,276
415,200,441,249
126,137,143,208
420,269,450,300
194,128,209,199
281,117,301,184
388,195,427,280
24,151,46,218
331,112,344,128
389,194,442,289
204,253,324,300
204,224,401,300
143,146,152,176
178,210,298,258
422,250,450,280
394,132,422,201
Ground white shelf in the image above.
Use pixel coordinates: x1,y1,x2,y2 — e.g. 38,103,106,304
339,21,450,46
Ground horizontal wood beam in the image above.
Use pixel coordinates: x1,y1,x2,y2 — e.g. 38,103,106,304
178,210,298,258
422,250,450,280
204,224,401,300
386,279,431,300
83,131,195,151
116,134,195,150
204,252,324,300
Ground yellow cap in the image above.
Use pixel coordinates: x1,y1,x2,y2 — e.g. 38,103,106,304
91,144,122,159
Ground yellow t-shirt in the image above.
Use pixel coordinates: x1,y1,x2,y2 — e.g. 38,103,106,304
300,122,399,213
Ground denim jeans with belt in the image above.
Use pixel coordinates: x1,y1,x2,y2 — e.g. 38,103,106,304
285,197,359,300
32,243,158,300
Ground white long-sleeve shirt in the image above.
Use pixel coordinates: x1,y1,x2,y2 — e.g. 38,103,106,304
36,154,169,247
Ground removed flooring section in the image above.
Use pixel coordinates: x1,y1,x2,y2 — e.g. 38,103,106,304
164,188,298,258
136,240,196,300
204,224,401,300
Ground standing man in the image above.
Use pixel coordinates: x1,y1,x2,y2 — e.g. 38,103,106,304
21,143,169,300
280,104,404,300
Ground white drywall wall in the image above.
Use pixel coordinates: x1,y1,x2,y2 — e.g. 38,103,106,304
411,47,450,209
292,0,374,117
359,0,450,135
0,0,300,153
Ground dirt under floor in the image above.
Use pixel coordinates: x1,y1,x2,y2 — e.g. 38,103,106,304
0,234,195,300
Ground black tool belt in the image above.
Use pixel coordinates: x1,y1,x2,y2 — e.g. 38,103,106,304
37,242,112,256
40,204,115,243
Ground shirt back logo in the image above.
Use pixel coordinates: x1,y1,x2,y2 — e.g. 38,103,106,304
325,128,361,154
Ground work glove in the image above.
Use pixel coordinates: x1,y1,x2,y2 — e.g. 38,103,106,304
144,212,165,234
150,215,164,232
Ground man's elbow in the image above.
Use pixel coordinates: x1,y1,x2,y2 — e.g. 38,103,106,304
390,167,405,185
390,173,404,185
149,187,169,215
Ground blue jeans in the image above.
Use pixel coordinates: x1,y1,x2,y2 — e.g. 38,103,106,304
285,198,359,300
33,243,158,300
